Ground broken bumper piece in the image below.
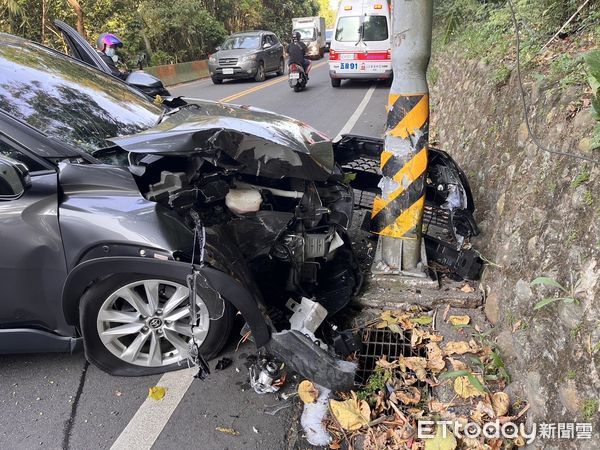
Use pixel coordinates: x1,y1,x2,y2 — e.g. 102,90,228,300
266,330,357,391
333,134,483,280
424,236,483,280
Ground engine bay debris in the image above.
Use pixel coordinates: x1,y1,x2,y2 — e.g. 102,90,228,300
97,98,482,391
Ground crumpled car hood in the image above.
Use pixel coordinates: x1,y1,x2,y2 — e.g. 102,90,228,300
109,99,335,181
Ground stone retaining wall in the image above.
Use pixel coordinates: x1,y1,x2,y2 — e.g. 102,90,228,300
430,45,600,440
145,59,209,86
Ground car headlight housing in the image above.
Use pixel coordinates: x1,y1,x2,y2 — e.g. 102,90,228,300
241,53,258,62
209,55,217,63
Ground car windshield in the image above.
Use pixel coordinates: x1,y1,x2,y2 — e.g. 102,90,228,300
335,15,389,42
222,35,261,50
0,35,162,154
294,28,316,40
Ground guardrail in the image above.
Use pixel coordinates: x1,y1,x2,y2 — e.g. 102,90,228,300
144,60,210,86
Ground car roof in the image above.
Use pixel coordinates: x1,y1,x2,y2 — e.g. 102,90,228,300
0,32,161,157
230,30,271,36
0,32,28,45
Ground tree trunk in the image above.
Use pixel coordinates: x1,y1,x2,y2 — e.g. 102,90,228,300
66,0,87,39
140,28,153,58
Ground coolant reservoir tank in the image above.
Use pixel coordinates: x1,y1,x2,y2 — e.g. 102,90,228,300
225,189,262,214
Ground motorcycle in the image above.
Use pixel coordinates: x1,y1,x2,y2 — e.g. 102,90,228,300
288,62,309,92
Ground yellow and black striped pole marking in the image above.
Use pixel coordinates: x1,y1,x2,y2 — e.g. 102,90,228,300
371,0,432,274
371,93,429,240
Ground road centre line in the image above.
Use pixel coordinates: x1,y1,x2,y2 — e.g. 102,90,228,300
333,84,376,141
218,77,283,103
219,60,328,103
110,367,196,450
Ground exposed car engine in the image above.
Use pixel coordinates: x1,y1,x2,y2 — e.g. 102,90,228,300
130,151,360,321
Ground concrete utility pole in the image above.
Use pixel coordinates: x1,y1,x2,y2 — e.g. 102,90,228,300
371,0,433,276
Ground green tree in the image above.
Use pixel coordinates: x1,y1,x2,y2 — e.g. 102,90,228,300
1,0,322,66
140,0,227,64
258,0,319,41
317,0,337,28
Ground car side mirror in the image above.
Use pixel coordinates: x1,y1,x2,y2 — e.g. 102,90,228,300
0,156,31,200
215,46,221,51
263,43,271,49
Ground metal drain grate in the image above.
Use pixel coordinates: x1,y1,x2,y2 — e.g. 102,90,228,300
355,327,427,386
353,188,377,210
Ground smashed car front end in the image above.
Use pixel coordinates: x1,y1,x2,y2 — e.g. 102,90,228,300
98,99,363,389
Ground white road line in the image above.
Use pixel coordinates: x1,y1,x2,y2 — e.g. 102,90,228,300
333,84,377,141
110,367,196,450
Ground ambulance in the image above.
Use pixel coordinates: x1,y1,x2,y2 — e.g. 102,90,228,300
329,0,392,87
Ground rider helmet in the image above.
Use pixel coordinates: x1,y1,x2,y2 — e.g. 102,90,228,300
96,33,123,52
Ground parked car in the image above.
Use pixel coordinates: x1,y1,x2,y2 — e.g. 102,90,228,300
54,20,171,98
0,33,360,389
208,31,285,84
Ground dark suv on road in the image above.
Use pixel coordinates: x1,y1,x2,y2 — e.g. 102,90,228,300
208,31,285,84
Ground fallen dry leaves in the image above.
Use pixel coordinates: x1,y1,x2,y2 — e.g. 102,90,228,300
329,392,371,431
399,356,428,381
425,342,446,373
444,340,481,355
454,375,485,399
423,424,458,450
323,307,525,449
298,380,319,404
147,386,166,401
448,315,470,326
395,387,422,405
491,392,510,417
215,427,239,436
460,284,475,293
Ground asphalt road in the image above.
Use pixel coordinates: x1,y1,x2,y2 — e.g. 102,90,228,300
0,55,389,450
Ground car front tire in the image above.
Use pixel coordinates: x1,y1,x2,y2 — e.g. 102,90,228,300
254,62,266,82
211,77,223,85
79,274,233,376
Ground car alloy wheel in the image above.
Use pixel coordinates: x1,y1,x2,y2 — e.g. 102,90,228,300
95,279,210,367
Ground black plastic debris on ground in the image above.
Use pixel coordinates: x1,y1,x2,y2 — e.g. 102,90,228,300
215,357,233,371
355,327,427,386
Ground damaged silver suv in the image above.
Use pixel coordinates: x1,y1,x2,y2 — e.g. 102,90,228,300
0,33,360,388
1,34,481,390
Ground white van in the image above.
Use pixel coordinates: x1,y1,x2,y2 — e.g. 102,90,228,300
329,0,392,87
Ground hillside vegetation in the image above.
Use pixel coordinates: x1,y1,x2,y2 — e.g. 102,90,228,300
0,0,322,66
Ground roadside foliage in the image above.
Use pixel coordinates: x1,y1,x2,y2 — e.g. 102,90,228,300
0,0,320,66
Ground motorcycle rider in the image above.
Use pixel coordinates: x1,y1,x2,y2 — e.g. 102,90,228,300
96,32,128,80
286,31,311,77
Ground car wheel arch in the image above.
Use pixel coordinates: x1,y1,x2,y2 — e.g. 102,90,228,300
61,256,271,347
